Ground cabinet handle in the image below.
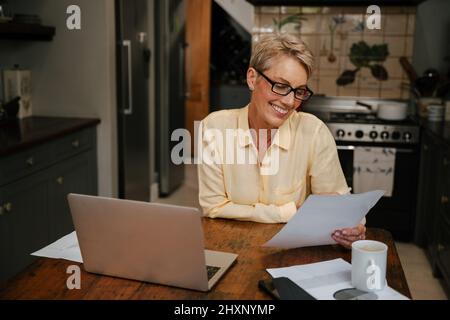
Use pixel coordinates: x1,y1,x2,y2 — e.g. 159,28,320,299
26,157,34,166
441,196,449,204
72,140,80,148
56,176,64,185
423,144,428,151
438,244,445,252
3,202,12,213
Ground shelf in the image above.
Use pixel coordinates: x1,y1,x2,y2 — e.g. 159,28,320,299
246,0,427,5
0,22,55,41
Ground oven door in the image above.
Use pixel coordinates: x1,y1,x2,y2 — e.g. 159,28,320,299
336,143,419,241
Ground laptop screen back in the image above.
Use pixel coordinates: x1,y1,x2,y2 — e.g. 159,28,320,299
67,194,209,291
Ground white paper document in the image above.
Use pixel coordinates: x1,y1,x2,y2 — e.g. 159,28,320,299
31,231,83,263
267,258,409,300
264,190,384,248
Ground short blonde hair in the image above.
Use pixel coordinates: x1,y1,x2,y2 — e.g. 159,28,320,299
250,33,314,78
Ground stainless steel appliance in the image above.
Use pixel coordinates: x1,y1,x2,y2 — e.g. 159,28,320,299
155,0,186,196
304,97,420,241
116,0,151,201
327,113,419,144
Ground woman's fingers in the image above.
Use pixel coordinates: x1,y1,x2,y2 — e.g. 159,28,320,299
334,224,366,239
332,231,359,241
357,224,367,235
332,224,367,249
341,226,364,236
342,234,363,242
332,234,352,249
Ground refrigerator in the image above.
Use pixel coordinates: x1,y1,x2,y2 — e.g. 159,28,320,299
155,0,186,196
115,0,152,201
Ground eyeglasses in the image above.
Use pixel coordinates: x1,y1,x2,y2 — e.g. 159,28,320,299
254,68,313,101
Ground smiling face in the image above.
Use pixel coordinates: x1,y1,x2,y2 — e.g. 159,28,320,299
247,54,309,130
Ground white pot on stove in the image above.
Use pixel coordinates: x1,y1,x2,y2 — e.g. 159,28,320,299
377,102,408,121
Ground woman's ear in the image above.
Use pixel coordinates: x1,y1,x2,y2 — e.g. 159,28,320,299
247,67,257,91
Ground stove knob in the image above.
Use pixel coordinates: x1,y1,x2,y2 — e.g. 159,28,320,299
336,129,345,138
392,131,401,140
355,130,364,138
369,131,378,139
380,131,389,140
403,132,412,141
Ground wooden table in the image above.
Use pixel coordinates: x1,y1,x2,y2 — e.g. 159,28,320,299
0,219,411,299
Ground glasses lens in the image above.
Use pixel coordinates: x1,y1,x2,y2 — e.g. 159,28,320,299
272,83,291,95
295,88,312,100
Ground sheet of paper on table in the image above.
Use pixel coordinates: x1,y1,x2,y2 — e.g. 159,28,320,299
31,231,83,263
263,190,385,248
267,258,409,300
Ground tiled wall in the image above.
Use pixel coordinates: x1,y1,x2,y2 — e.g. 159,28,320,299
252,6,416,99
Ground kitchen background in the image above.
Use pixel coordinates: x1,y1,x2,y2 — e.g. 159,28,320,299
0,0,450,299
254,6,415,99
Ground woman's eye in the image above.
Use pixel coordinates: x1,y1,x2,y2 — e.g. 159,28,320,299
273,83,290,93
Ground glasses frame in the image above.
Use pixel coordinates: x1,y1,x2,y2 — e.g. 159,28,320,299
254,68,314,101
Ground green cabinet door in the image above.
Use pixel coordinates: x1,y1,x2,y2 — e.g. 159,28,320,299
437,150,450,283
0,126,98,283
417,133,439,243
0,172,49,282
48,152,96,241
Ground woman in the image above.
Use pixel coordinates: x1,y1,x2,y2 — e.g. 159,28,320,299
198,33,365,248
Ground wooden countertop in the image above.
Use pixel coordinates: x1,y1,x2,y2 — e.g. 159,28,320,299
0,218,411,300
0,116,100,156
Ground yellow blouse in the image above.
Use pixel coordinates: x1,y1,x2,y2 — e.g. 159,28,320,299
197,105,351,223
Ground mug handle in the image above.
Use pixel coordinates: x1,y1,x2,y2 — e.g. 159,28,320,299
366,259,382,290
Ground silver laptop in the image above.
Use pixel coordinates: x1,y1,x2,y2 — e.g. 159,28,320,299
67,193,237,291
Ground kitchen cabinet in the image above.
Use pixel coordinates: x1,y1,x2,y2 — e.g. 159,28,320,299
415,122,450,290
48,152,96,240
415,130,442,272
0,118,98,283
0,171,49,284
246,0,426,5
436,149,450,286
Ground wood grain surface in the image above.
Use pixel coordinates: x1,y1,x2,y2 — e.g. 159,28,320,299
0,218,411,299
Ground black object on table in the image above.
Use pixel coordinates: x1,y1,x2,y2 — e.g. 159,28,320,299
259,277,316,300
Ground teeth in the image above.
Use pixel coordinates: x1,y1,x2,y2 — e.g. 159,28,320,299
270,103,288,115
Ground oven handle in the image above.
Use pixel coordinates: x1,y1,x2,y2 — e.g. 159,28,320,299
336,145,415,153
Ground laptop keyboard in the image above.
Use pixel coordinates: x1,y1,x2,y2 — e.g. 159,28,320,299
206,265,221,280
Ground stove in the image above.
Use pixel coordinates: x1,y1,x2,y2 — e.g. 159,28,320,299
323,112,421,241
326,112,420,144
302,97,421,240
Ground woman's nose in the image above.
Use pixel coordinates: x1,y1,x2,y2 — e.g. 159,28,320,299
280,91,296,108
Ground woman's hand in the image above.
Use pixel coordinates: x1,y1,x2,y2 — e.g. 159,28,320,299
332,224,366,249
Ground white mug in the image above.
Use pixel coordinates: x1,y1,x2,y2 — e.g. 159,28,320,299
351,240,388,292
